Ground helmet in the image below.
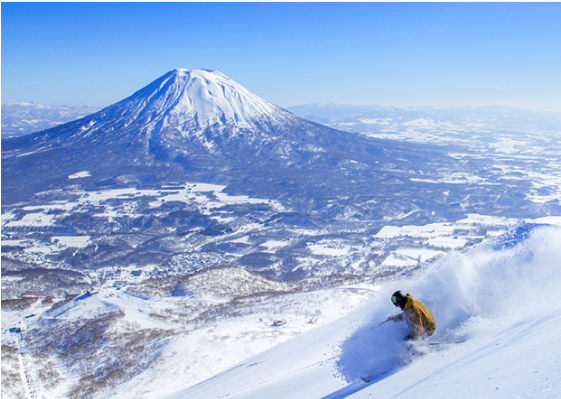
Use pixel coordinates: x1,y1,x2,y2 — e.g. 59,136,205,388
391,291,406,307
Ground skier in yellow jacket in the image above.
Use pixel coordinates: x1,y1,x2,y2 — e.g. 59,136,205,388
389,291,436,340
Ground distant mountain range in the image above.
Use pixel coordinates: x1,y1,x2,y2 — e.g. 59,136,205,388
288,101,561,123
1,103,101,139
287,102,561,145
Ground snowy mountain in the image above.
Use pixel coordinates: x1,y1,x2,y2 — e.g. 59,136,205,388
2,69,392,205
116,68,294,132
1,70,345,173
3,69,561,283
43,68,308,150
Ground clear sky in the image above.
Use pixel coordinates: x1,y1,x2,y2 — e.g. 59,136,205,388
2,2,561,111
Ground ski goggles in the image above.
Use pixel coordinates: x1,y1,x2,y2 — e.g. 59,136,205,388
391,292,405,307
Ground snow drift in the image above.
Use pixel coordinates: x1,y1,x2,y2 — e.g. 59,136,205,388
166,223,561,398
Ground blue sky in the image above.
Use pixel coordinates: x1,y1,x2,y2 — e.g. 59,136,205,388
2,2,560,111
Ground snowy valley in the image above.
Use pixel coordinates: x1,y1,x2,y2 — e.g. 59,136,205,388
2,69,561,399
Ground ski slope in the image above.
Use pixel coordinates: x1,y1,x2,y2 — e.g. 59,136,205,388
163,223,561,399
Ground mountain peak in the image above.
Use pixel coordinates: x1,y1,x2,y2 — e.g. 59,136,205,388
113,68,288,132
2,68,321,184
167,68,224,82
171,68,218,76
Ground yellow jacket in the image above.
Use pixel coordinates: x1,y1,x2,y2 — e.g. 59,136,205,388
396,293,436,339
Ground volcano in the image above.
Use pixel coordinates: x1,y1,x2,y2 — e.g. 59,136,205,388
2,69,416,206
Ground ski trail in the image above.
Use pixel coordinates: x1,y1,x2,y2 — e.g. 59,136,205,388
322,354,408,399
321,380,368,399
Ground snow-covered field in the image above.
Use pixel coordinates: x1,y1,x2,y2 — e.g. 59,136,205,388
3,177,522,282
156,223,561,399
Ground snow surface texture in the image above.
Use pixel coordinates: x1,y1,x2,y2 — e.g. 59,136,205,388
162,225,561,399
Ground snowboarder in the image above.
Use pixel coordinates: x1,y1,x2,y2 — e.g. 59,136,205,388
388,291,435,340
